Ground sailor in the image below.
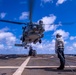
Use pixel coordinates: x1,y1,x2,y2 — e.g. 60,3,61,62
55,33,65,70
39,20,44,32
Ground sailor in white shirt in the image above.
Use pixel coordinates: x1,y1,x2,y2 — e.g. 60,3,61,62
55,33,65,70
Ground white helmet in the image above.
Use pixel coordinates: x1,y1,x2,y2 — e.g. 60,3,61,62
56,33,62,38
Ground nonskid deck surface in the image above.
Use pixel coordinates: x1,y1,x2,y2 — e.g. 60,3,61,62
0,54,76,75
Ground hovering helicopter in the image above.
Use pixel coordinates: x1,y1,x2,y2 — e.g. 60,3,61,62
20,20,44,44
0,0,45,48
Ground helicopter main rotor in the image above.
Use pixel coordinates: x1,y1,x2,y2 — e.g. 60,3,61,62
0,0,35,25
0,19,27,25
0,0,75,26
29,0,35,24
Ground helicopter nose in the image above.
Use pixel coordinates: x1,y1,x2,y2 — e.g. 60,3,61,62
33,26,36,28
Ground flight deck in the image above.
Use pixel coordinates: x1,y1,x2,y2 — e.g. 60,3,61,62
0,54,76,75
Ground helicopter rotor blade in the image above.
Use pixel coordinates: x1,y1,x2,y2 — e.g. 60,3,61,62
0,20,27,25
29,0,35,23
58,22,75,25
43,22,75,25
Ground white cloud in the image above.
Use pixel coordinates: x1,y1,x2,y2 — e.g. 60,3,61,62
31,39,55,54
0,12,6,19
19,12,29,20
51,39,55,43
64,41,68,44
6,35,16,45
65,45,76,54
0,32,16,46
73,43,76,47
40,0,53,7
0,44,4,49
0,27,17,49
40,14,56,31
56,0,67,5
0,27,9,32
66,46,74,51
41,0,53,3
45,25,55,31
41,14,56,24
70,36,76,40
41,0,67,6
53,29,69,39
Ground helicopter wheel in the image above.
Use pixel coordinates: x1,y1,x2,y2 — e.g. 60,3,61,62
24,47,27,49
39,39,42,43
33,39,38,44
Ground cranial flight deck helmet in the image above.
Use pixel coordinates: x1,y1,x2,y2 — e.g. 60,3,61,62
39,20,43,24
56,33,62,38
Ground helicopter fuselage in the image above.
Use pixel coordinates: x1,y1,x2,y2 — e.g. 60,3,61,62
21,23,44,44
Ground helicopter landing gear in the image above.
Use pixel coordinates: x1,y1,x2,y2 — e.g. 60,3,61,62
33,39,38,44
39,39,42,43
33,39,42,44
25,47,27,49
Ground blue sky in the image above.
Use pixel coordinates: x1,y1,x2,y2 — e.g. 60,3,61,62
0,0,76,54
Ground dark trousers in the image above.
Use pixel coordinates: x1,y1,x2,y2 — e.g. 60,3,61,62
57,48,65,68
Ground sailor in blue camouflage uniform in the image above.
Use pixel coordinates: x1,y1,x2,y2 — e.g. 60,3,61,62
55,33,65,70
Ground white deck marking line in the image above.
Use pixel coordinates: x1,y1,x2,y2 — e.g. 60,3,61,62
0,66,19,68
26,66,76,68
0,65,76,69
13,57,30,75
31,57,54,59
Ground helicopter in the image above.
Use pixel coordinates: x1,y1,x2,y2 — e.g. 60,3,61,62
0,0,45,49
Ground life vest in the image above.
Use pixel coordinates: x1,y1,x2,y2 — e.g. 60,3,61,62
57,40,64,49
